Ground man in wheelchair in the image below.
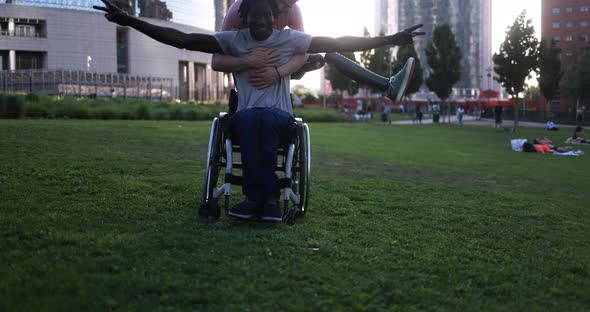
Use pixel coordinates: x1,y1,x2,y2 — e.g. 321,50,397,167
94,0,424,222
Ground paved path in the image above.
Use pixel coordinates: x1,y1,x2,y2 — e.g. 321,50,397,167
389,115,577,129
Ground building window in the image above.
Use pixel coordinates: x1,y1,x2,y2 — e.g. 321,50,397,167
582,5,589,12
553,35,561,42
552,22,561,29
581,35,589,42
15,24,36,37
582,21,589,27
567,7,573,13
552,7,560,13
566,35,573,41
116,27,128,73
567,21,573,28
16,51,45,70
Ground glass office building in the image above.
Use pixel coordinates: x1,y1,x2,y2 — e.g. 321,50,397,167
0,0,215,30
376,0,493,91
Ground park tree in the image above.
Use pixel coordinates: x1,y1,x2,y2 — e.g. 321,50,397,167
575,52,590,111
326,51,359,97
493,10,539,131
425,23,462,123
392,44,424,98
360,27,373,69
537,38,562,117
365,32,392,93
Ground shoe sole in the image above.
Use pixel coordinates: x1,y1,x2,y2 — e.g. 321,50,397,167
228,211,255,220
260,216,282,223
395,57,415,102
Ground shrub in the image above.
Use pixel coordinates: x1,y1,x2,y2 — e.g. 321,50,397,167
90,107,116,120
136,105,151,120
25,102,49,118
3,95,25,119
25,93,40,104
184,109,199,121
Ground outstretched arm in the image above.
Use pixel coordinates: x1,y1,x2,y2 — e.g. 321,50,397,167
94,0,222,53
307,24,425,53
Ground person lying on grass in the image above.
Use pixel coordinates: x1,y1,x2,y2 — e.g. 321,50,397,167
522,141,573,154
94,0,424,222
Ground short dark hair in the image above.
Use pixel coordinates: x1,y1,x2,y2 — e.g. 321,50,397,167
238,0,278,23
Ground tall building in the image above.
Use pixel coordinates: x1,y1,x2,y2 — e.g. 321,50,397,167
0,0,227,101
541,0,590,112
374,0,493,94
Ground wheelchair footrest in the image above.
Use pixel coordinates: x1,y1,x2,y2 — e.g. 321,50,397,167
224,174,292,189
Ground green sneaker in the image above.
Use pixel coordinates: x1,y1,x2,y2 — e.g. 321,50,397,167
386,57,415,102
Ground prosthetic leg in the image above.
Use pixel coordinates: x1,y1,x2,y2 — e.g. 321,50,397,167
325,53,415,102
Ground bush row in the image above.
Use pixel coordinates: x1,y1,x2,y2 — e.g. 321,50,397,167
0,93,342,122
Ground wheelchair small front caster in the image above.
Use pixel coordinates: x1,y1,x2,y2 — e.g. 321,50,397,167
284,210,295,225
199,201,221,220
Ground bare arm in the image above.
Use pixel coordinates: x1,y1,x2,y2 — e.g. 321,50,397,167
212,48,282,73
307,24,424,53
94,0,222,53
249,54,308,89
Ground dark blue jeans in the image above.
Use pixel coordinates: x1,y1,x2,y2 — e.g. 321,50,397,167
230,108,294,204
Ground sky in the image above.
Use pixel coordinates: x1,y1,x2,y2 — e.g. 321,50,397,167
295,0,542,91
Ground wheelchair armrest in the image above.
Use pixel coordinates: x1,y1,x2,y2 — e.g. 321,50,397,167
228,89,238,117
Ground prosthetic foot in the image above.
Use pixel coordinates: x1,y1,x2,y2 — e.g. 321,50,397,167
385,57,415,102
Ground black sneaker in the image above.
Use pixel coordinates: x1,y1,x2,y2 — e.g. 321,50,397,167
228,199,259,220
260,199,283,223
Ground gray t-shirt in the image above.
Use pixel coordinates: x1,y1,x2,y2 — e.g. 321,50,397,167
214,29,312,115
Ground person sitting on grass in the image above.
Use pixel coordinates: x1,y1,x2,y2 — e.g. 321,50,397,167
94,0,424,222
544,120,559,131
570,126,590,144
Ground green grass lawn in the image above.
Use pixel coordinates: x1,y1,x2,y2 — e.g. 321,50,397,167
1,120,589,311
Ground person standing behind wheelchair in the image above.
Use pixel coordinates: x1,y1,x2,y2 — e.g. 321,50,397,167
213,0,313,89
94,0,423,222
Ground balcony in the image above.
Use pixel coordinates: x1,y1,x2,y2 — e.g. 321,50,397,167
0,17,47,38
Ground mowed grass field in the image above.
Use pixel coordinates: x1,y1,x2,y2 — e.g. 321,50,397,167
1,119,589,311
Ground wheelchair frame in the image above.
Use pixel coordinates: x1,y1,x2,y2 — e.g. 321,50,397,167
199,112,311,224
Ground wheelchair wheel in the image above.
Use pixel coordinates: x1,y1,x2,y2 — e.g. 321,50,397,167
296,123,311,216
200,117,223,219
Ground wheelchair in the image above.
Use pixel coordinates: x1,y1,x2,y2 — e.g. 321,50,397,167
199,90,311,224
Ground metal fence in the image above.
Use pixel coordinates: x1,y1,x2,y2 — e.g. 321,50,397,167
0,69,174,100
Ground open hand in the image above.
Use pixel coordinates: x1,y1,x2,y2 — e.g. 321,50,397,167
392,24,426,45
244,48,282,69
93,0,131,26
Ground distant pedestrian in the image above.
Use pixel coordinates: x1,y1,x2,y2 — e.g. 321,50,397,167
576,106,583,123
456,106,464,124
413,105,423,124
494,104,503,128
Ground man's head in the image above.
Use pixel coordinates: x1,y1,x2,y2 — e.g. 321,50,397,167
239,0,278,41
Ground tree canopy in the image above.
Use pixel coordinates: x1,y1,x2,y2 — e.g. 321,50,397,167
537,38,562,104
392,44,424,97
425,23,462,101
493,10,539,130
325,51,359,96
